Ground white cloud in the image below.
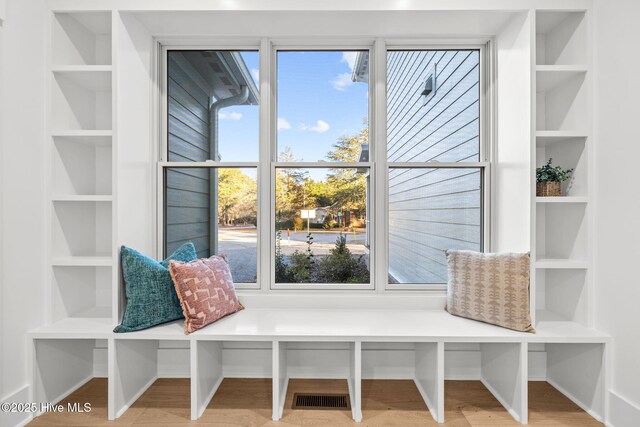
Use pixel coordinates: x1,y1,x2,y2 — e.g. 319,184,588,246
219,111,242,120
309,120,330,133
341,52,358,72
251,68,260,84
277,117,291,130
330,72,354,91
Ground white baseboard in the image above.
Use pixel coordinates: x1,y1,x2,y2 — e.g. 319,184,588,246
606,390,640,427
1,385,33,427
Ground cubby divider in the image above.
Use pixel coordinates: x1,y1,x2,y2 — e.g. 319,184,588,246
479,342,528,423
414,342,444,422
109,339,160,420
190,340,223,420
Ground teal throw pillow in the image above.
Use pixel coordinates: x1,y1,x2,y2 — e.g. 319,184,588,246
114,242,197,332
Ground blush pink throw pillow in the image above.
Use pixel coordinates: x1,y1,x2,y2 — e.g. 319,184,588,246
169,256,243,334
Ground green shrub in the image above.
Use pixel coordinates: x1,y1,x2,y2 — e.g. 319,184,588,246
275,230,294,282
317,234,369,283
288,233,315,282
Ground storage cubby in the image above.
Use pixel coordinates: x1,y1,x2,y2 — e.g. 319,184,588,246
544,343,605,421
111,337,189,419
52,12,112,66
536,269,588,324
32,339,105,409
52,135,112,196
51,266,111,321
442,343,528,423
536,11,587,66
272,341,362,422
536,70,587,131
51,71,112,131
535,203,587,262
536,136,587,197
52,201,112,258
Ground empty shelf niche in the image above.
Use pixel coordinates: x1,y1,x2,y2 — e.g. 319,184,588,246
52,12,112,66
51,266,112,321
52,201,112,258
52,134,112,196
536,11,587,66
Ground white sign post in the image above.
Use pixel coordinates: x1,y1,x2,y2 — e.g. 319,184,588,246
300,209,316,233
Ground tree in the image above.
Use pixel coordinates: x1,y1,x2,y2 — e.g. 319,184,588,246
305,179,333,208
217,169,257,225
276,146,309,224
326,126,368,214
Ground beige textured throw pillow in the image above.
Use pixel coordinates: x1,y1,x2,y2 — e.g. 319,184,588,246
445,250,534,333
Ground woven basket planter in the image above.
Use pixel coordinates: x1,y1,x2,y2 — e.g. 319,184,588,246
536,182,561,197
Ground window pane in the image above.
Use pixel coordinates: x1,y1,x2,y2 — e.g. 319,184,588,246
165,167,257,283
387,50,480,162
274,167,370,284
167,50,259,162
388,168,482,284
277,51,369,162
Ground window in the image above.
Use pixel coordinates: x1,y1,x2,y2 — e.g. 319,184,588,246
386,49,485,286
274,50,371,286
161,43,488,291
163,50,259,285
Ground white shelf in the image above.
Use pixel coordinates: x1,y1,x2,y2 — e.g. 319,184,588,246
52,130,113,137
536,196,587,203
52,66,112,91
536,66,587,92
535,259,588,269
533,310,608,344
51,256,113,267
29,313,114,339
536,131,587,146
52,195,113,202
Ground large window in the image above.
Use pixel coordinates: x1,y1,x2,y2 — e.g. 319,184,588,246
274,50,371,286
164,50,259,285
387,49,485,286
161,43,487,291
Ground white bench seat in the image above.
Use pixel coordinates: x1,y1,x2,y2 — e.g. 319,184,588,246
28,309,609,424
29,308,609,343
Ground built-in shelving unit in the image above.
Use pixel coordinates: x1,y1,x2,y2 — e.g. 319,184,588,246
46,11,115,327
27,5,607,427
532,10,592,328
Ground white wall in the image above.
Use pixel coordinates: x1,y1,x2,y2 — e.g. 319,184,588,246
593,0,640,425
0,1,47,426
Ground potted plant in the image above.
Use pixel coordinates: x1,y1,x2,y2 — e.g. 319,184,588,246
536,158,573,197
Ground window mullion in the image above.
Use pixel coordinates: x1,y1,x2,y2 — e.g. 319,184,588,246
259,38,272,292
373,38,388,293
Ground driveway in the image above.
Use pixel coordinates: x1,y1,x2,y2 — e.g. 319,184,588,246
218,227,368,283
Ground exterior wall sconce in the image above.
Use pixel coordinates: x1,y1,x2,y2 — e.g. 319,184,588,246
421,63,437,105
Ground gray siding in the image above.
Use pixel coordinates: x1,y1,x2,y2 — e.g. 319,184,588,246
166,55,211,259
387,50,481,284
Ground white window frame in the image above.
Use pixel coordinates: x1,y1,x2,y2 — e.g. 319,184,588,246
383,43,491,291
157,37,493,293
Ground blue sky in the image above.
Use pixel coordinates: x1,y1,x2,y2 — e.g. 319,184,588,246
216,51,369,179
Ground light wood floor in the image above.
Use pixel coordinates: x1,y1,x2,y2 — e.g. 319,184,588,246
29,378,603,426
